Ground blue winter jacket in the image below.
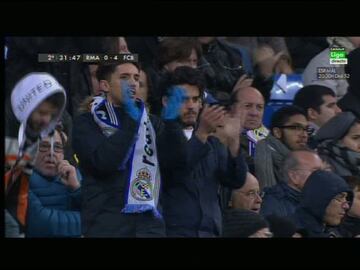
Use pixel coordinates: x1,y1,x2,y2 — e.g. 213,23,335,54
292,170,353,237
26,170,82,237
261,181,301,218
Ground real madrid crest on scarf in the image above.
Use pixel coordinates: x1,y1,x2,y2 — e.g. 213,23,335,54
91,95,161,217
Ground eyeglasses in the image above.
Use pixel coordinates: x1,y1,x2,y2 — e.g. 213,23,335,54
237,190,265,199
38,142,64,153
278,125,311,134
333,194,350,205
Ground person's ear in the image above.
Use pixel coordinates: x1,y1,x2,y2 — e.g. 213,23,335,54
288,170,300,186
308,108,319,122
273,127,282,139
99,80,110,94
162,96,168,107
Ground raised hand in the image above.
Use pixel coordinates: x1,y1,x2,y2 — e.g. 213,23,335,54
195,104,226,143
57,160,80,191
121,80,141,121
161,86,187,120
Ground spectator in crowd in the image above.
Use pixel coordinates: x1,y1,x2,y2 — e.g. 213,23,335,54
251,44,294,102
230,87,269,174
72,62,188,237
197,36,245,101
260,150,324,218
293,170,353,237
338,47,360,119
5,37,118,116
285,37,328,71
266,214,302,237
293,85,342,146
158,37,201,72
303,36,360,99
339,176,360,237
225,37,290,61
228,172,263,213
26,124,81,237
148,37,203,115
160,66,247,237
5,72,67,237
315,112,360,177
255,105,309,189
222,209,272,238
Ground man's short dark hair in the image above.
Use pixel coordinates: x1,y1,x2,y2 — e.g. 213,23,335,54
270,105,307,132
96,62,140,82
293,85,335,114
343,175,360,191
160,66,205,99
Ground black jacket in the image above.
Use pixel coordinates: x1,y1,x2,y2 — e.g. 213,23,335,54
339,215,360,237
338,91,360,119
72,106,186,237
261,181,301,218
292,170,353,238
162,134,247,237
199,39,245,99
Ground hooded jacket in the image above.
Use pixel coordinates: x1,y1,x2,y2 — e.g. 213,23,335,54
338,47,360,119
293,170,353,237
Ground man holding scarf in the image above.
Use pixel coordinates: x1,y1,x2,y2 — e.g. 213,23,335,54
72,61,187,237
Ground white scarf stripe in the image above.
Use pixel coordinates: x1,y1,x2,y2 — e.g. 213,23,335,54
105,101,116,125
91,96,161,217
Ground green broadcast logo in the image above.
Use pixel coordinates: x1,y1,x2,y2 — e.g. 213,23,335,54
329,47,347,65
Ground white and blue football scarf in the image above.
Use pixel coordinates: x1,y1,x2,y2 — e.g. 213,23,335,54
244,125,269,157
91,95,161,217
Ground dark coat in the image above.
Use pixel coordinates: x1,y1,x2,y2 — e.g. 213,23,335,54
338,215,360,237
26,170,81,237
261,181,301,218
338,91,360,119
72,106,186,237
199,38,245,99
162,134,247,237
292,170,352,237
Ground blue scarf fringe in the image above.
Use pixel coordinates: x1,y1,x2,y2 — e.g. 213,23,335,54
121,204,162,219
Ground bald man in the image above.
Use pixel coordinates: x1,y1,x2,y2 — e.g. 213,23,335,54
260,150,324,218
230,87,269,173
229,172,263,213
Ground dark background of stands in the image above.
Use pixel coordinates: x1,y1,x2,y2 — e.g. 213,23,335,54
1,1,359,270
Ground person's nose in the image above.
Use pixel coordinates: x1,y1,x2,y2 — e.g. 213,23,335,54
248,106,259,117
255,193,263,203
334,104,342,114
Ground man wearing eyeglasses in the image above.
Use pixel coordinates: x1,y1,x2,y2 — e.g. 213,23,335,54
255,105,309,189
26,125,81,237
293,170,353,237
260,150,324,218
293,85,342,147
228,172,263,214
5,72,67,238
